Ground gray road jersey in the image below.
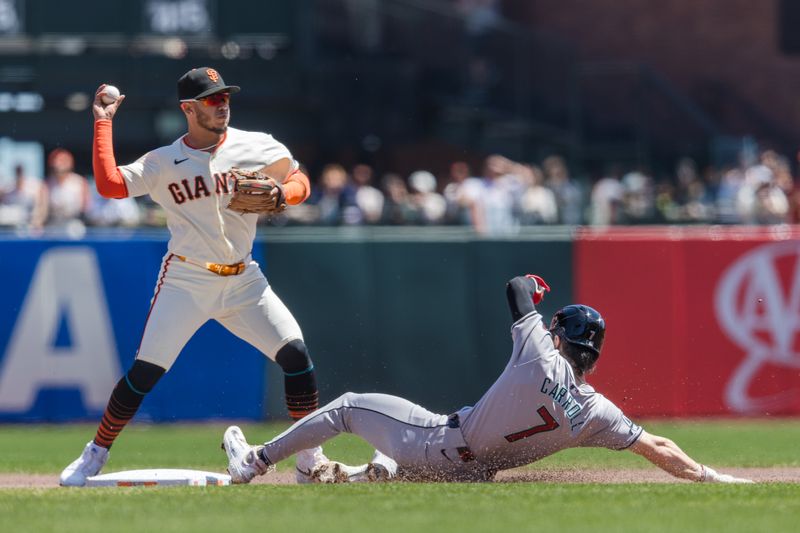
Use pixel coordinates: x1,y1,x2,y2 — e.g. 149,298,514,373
459,310,642,471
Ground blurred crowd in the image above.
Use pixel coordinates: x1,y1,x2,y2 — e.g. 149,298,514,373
2,147,800,235
586,150,799,227
0,149,142,235
288,156,579,234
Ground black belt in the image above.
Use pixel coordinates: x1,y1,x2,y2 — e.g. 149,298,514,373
446,413,476,462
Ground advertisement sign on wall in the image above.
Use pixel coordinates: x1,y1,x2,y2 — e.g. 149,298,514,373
576,227,800,416
0,239,266,421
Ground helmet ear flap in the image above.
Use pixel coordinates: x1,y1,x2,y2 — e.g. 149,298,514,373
549,323,565,343
549,312,565,333
586,322,606,354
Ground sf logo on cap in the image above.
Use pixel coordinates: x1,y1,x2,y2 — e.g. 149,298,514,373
207,69,220,83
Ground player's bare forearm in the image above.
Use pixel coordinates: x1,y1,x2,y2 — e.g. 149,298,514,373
630,431,754,483
629,431,702,480
260,158,311,205
260,158,293,182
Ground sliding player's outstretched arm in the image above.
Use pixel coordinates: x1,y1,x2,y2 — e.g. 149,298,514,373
629,431,752,483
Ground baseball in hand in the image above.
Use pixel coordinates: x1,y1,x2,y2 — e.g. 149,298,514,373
101,85,120,105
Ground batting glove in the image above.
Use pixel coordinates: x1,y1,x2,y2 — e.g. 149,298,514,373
525,274,551,305
700,465,754,484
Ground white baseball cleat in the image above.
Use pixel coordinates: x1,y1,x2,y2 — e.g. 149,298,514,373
295,447,354,483
348,449,397,482
59,441,110,487
221,426,271,484
307,462,352,483
362,449,397,482
297,461,370,484
296,447,333,484
295,447,397,484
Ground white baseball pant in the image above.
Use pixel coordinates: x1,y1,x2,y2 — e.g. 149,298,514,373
136,252,303,370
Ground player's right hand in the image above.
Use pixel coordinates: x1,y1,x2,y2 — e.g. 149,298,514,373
93,84,126,121
525,274,551,305
701,465,754,484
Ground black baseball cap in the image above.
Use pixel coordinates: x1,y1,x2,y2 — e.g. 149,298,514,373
177,67,240,101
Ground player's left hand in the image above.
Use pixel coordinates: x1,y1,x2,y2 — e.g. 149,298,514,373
227,167,287,215
525,274,551,304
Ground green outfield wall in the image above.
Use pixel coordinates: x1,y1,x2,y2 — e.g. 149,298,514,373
261,227,574,416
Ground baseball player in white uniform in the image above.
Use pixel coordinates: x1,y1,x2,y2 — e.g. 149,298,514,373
60,68,326,486
222,275,753,484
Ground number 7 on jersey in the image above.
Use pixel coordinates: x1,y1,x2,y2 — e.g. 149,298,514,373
504,406,559,443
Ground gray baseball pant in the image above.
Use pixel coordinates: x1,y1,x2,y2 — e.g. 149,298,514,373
260,392,492,481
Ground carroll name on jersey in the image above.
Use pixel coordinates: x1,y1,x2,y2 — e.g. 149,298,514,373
540,376,584,425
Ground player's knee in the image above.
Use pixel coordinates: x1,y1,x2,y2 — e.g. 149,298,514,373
339,392,361,406
126,359,166,394
275,339,313,375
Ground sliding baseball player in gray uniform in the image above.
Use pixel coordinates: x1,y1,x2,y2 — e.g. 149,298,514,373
223,274,752,484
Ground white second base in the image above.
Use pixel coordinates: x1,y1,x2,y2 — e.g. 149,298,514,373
86,469,231,487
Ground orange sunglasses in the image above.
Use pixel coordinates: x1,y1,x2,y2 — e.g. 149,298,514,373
180,93,230,107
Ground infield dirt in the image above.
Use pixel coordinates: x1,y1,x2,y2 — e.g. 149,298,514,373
2,467,799,488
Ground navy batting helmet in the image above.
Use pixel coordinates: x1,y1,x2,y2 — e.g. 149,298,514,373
549,304,606,355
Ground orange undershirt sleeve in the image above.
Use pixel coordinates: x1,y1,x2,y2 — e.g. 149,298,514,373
93,119,129,199
283,169,311,205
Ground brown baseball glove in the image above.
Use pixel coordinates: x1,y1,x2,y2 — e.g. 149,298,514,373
227,167,287,215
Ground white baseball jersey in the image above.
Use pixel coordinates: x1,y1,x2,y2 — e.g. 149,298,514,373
458,309,642,471
117,126,303,369
118,127,291,263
